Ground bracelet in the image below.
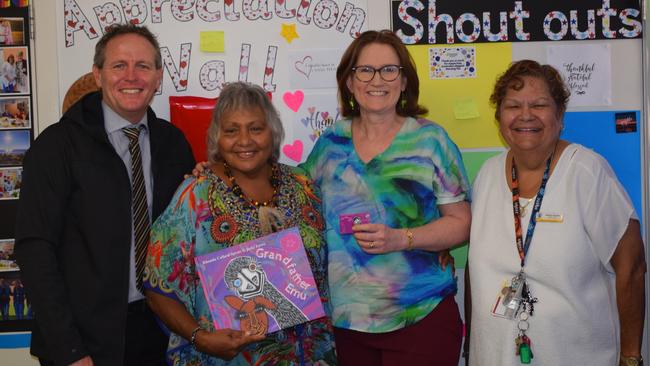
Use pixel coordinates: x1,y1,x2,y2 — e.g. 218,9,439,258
405,228,413,251
190,326,203,348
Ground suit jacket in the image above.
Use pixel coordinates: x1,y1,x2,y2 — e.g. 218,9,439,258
15,92,195,365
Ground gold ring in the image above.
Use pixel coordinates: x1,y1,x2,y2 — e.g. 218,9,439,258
369,242,374,248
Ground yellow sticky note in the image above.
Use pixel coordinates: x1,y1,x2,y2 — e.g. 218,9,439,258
200,31,225,53
453,98,480,120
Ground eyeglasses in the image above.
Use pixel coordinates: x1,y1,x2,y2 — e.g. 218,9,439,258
351,65,403,82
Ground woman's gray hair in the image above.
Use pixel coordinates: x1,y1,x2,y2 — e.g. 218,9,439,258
206,82,284,164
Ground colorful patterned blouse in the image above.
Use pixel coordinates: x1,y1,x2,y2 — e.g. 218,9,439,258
144,164,336,366
300,117,470,333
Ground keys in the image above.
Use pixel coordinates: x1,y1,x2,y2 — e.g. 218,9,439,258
515,333,533,362
515,313,534,364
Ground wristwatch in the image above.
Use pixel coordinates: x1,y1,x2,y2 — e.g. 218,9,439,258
621,355,644,366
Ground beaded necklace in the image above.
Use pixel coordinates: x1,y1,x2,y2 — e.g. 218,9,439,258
223,161,280,208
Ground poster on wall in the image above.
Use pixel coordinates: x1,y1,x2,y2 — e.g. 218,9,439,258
391,0,642,45
56,0,369,151
288,48,344,89
429,46,476,79
283,91,340,163
547,43,612,107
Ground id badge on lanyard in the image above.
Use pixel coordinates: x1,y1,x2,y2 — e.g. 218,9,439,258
488,151,554,364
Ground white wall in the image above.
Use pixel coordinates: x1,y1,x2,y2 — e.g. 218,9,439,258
32,0,59,134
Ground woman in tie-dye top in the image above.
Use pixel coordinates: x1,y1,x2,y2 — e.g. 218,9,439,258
300,30,471,366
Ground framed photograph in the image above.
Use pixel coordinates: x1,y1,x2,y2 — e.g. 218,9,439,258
0,129,29,167
0,46,28,94
0,270,31,323
0,238,17,271
0,17,24,46
0,166,20,200
0,96,28,129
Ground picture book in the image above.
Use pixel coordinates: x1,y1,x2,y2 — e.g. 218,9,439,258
195,227,325,335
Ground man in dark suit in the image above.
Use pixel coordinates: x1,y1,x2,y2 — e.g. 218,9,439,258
15,24,195,366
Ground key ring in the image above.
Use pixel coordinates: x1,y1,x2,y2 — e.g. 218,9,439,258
517,319,529,332
517,311,530,331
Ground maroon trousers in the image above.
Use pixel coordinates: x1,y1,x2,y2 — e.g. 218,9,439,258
333,295,462,366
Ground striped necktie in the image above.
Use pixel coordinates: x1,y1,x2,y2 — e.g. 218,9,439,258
123,126,149,292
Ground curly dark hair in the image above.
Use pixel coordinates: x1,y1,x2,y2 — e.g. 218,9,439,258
490,59,570,120
337,30,427,118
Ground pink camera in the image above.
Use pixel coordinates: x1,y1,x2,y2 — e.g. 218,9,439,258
339,212,371,234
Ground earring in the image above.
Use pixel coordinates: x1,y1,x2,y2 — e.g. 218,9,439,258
400,92,407,109
349,95,356,110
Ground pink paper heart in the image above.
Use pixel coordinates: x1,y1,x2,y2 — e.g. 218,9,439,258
307,106,316,114
320,111,329,120
283,90,304,112
282,139,303,162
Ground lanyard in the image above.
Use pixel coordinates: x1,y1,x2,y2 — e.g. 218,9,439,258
510,153,552,268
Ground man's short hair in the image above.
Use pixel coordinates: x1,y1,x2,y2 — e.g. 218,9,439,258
93,24,162,69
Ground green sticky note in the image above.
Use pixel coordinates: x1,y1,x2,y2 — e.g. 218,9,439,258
200,31,225,53
453,98,480,120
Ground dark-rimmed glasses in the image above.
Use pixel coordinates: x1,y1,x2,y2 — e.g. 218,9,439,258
351,65,403,82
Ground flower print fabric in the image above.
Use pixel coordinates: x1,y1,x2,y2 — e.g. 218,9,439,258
144,164,336,366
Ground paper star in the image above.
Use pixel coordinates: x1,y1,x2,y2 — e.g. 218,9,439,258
280,23,299,44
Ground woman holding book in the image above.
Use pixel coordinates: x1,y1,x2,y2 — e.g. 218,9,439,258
144,82,336,366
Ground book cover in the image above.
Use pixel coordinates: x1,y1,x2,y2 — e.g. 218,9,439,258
195,227,325,335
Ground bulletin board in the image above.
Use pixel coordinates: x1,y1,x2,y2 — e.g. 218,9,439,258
0,0,33,334
55,0,644,304
57,0,369,165
391,0,644,269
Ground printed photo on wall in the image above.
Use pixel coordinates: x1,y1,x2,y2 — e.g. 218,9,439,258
0,96,29,129
0,129,28,166
0,270,31,322
615,112,637,133
0,239,18,271
0,17,23,46
0,166,20,199
0,45,28,94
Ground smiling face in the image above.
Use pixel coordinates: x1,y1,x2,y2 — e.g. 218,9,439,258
346,42,405,118
217,107,273,177
498,76,563,155
92,33,162,123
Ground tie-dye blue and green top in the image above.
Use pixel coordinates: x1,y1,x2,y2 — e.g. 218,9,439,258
300,117,470,333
